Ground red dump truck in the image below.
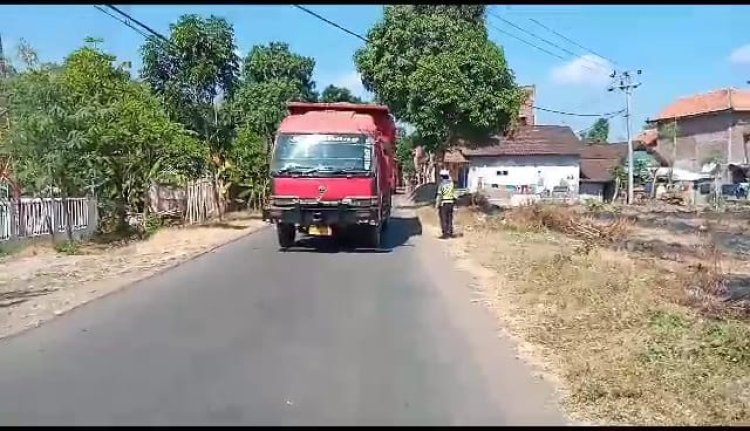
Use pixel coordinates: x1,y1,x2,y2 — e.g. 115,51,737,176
262,102,397,249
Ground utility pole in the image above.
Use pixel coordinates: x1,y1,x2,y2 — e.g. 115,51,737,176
609,70,642,204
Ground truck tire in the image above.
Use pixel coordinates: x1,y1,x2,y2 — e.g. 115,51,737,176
366,224,382,249
277,223,296,248
381,195,392,232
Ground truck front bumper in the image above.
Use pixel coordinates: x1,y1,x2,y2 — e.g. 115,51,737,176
263,205,381,226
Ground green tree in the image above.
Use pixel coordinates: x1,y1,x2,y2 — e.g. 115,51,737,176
319,84,362,103
3,64,87,201
355,6,522,175
584,118,609,143
140,15,240,219
5,43,205,234
231,80,300,151
241,42,317,102
231,42,317,150
225,125,269,210
67,46,206,230
140,14,239,147
396,132,417,175
412,5,486,24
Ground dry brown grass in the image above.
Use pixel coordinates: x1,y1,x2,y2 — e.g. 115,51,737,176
504,203,633,249
420,205,750,425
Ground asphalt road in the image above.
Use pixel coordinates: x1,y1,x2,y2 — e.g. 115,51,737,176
0,207,565,426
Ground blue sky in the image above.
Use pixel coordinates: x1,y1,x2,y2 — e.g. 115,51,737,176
1,5,749,141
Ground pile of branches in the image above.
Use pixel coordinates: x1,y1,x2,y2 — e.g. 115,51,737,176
505,203,632,245
659,192,686,206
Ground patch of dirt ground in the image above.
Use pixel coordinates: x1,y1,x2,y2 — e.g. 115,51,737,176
418,206,750,426
0,214,267,340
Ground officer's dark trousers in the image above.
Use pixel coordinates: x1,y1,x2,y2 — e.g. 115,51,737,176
438,202,454,237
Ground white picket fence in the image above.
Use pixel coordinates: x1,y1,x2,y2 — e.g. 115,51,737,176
0,201,9,241
0,197,93,242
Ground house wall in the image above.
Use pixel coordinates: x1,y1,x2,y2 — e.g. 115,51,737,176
656,111,750,173
467,155,580,195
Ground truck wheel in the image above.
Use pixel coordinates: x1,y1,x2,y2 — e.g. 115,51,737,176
277,223,296,248
366,224,382,249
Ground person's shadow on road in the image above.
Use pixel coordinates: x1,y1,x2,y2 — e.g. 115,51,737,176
280,216,422,254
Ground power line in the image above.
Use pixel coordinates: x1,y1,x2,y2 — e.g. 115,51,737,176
535,106,624,117
486,21,568,62
486,19,623,118
293,5,619,119
575,110,622,137
93,5,151,40
484,10,623,117
487,9,611,73
292,5,368,43
528,18,618,67
102,4,170,44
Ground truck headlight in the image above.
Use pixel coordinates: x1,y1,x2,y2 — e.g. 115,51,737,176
341,197,378,206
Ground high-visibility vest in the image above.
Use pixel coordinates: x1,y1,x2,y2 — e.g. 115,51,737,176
438,181,458,203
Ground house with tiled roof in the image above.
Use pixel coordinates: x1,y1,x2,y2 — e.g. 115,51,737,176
450,125,583,200
447,127,638,203
643,88,750,179
579,142,628,202
441,84,537,189
440,86,627,203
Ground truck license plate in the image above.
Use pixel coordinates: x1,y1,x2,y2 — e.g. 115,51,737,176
308,225,332,236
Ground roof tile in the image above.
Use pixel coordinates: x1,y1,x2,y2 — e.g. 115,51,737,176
459,125,581,157
444,149,468,164
579,143,627,182
654,88,750,120
636,128,658,146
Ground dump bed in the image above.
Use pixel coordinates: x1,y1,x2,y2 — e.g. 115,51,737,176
280,102,397,153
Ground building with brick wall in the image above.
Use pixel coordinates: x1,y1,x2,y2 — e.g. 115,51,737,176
640,88,750,181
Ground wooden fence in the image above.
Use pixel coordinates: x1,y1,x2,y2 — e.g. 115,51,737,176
149,179,220,225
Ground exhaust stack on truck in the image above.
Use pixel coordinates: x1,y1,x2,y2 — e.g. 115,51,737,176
262,102,397,249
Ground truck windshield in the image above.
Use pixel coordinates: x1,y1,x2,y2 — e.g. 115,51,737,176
271,134,373,174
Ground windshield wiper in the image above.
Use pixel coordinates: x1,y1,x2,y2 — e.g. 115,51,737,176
276,166,314,174
328,168,370,174
276,166,367,176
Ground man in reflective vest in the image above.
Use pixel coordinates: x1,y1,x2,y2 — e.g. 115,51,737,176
435,169,458,239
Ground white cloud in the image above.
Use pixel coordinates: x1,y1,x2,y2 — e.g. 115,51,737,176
729,44,750,65
550,54,614,87
332,71,368,99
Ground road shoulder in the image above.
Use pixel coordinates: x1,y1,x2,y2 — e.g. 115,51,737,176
409,206,569,425
0,216,268,341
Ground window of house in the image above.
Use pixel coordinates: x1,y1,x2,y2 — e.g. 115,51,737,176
496,170,508,176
